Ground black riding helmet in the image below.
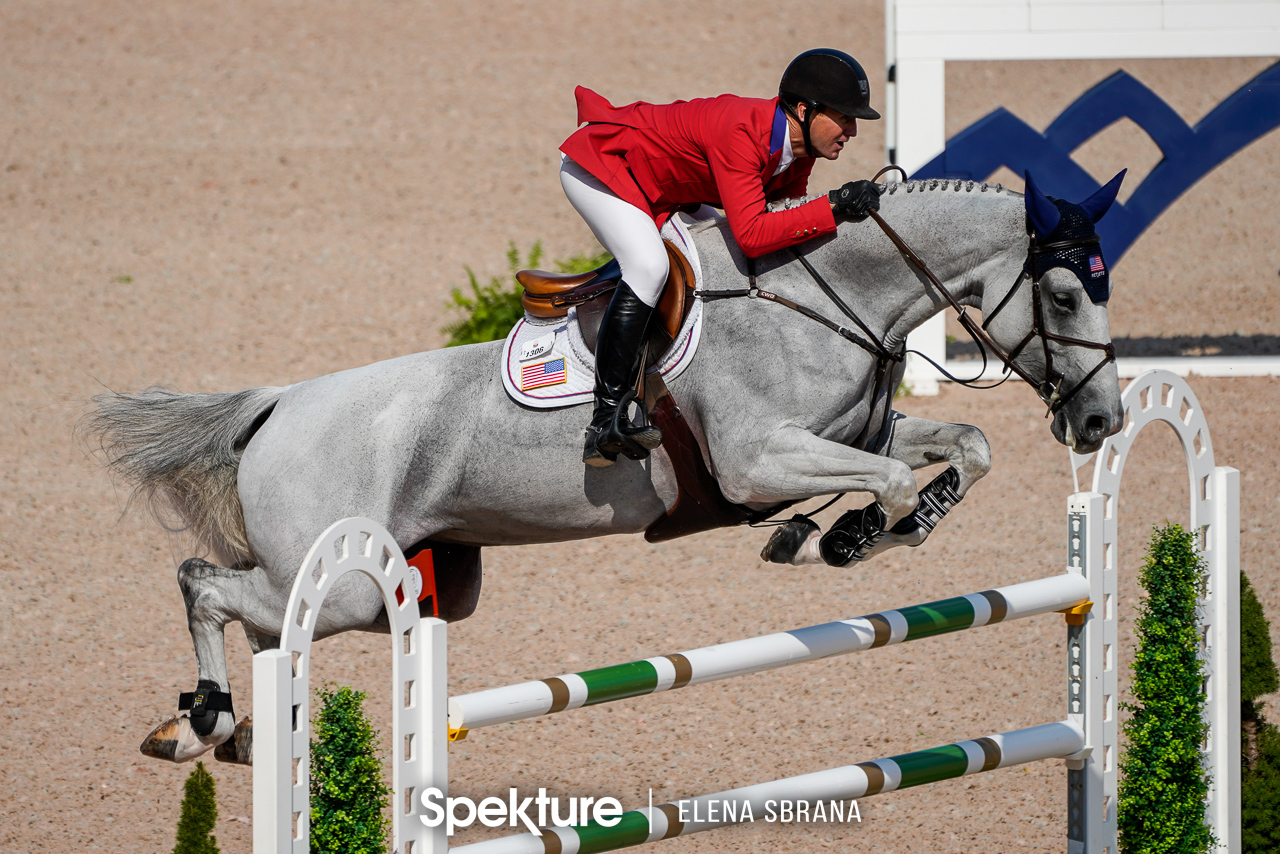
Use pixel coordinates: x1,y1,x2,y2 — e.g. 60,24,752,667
779,48,880,157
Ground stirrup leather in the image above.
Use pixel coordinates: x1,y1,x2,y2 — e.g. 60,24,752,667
583,282,664,466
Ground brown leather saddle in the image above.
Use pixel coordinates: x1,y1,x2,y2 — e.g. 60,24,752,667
517,241,759,544
515,239,696,356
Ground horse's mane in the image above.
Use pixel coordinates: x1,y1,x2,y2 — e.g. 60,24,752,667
765,179,1018,212
884,179,1018,196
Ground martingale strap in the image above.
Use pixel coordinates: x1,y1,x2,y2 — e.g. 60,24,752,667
680,250,906,538
697,252,903,450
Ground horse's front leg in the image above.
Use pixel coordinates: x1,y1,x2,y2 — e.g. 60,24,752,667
860,413,991,557
751,416,990,566
720,426,922,566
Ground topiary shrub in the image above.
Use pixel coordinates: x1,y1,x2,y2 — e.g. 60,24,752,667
1242,719,1280,852
1240,570,1280,854
173,760,220,854
310,684,391,854
444,242,611,346
1241,572,1278,708
1118,524,1213,854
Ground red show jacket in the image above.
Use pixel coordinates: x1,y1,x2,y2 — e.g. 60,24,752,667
560,86,836,258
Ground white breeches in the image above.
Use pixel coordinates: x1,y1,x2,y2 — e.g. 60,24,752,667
559,155,669,307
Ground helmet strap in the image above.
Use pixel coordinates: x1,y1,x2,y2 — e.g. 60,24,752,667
798,100,819,158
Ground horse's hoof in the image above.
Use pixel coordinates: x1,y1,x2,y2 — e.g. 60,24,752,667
139,714,218,763
139,715,182,762
760,515,821,564
214,716,254,766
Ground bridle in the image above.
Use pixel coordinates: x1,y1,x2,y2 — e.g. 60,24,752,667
868,205,1117,418
976,231,1118,416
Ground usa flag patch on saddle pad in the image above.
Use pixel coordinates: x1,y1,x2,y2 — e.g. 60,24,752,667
521,358,568,391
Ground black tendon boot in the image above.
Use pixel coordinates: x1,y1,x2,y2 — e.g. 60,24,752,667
584,282,664,466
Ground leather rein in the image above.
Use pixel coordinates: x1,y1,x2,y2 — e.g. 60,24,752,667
696,170,1117,418
696,253,904,366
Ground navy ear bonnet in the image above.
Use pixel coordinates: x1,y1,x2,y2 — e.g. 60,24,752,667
1023,169,1126,305
1029,199,1111,304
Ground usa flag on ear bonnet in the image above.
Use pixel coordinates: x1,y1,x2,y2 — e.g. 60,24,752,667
1024,170,1126,305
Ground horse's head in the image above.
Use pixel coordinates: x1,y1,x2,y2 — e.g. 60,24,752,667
980,170,1126,454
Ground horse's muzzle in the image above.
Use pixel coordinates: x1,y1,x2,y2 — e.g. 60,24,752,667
1053,406,1119,455
1079,412,1118,449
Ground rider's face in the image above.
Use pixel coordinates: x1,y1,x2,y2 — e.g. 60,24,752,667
803,106,858,160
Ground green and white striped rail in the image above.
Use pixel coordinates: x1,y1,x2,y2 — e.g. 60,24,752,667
449,573,1089,733
451,720,1085,854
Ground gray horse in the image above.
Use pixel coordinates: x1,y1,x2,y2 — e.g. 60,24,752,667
87,174,1124,763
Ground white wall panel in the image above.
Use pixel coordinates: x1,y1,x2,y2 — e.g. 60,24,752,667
888,0,1280,394
1031,3,1165,31
896,0,1007,7
894,0,1280,54
899,29,1279,59
1164,3,1280,28
893,59,947,175
898,3,1029,32
1030,0,1161,8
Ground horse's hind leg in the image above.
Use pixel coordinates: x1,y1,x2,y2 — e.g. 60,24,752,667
209,623,279,766
140,558,283,763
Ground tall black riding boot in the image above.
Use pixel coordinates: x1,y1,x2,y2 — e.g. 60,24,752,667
583,282,664,467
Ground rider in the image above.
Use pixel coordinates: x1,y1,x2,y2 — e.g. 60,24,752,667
560,48,883,467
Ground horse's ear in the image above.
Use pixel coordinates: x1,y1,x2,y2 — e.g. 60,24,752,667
1024,171,1061,236
1079,169,1127,223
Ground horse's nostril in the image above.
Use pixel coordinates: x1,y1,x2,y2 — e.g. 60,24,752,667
1084,414,1108,440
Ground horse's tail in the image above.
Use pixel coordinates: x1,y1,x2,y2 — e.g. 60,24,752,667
82,386,287,566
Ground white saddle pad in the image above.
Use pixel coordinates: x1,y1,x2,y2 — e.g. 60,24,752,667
500,216,705,409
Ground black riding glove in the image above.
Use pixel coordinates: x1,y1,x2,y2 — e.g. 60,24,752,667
828,180,881,220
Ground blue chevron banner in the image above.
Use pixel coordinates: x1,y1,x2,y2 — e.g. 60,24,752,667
914,62,1280,263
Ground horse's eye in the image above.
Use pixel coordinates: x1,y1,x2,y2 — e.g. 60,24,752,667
1052,292,1073,310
